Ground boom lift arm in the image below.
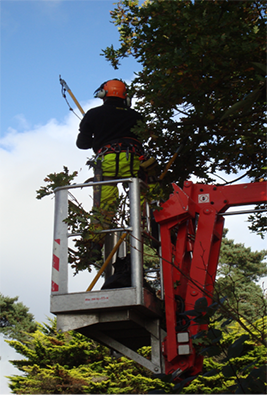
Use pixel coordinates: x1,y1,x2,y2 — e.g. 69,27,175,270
154,180,267,379
50,179,266,382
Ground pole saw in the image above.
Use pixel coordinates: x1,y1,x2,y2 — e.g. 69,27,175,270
59,75,85,117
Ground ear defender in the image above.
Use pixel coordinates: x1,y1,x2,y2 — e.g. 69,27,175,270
96,89,106,98
94,81,108,98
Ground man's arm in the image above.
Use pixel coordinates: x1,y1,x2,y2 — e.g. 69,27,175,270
76,130,93,149
76,113,93,149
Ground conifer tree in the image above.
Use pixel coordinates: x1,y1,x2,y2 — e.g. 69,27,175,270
6,319,173,394
0,294,37,343
178,318,266,394
214,231,267,322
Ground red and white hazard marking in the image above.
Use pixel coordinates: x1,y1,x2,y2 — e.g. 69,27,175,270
51,239,60,292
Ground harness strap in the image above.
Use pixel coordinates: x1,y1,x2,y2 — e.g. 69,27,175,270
93,158,103,208
130,152,135,177
115,152,120,178
95,141,142,179
96,141,143,158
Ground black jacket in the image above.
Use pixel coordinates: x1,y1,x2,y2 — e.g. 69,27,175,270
76,98,143,153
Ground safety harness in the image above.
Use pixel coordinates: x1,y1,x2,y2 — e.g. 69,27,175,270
95,139,144,178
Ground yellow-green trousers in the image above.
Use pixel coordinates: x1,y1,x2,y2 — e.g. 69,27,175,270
91,152,140,244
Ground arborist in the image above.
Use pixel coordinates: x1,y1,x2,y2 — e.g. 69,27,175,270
76,79,144,262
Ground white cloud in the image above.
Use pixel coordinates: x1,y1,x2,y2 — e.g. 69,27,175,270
0,103,103,393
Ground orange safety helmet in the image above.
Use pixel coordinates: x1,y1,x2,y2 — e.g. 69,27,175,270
94,79,128,100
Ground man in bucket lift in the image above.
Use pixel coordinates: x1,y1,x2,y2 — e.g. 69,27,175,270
76,79,144,262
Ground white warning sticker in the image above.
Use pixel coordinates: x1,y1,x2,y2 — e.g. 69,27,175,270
198,194,210,203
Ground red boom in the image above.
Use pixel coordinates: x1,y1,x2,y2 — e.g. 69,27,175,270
154,181,267,379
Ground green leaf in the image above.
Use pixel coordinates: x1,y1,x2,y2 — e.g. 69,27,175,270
194,297,208,312
251,62,267,76
221,100,248,121
220,88,262,120
249,365,266,382
227,334,249,359
203,369,219,377
200,345,221,357
222,364,237,377
221,318,233,328
207,328,222,343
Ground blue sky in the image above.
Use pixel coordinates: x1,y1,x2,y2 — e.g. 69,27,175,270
0,1,143,393
0,1,266,394
1,0,140,137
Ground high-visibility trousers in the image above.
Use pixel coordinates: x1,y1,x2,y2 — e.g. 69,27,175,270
91,152,140,244
101,152,140,205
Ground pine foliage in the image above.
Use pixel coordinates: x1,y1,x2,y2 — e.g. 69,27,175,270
6,319,173,394
180,318,266,394
214,231,267,322
0,294,37,343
